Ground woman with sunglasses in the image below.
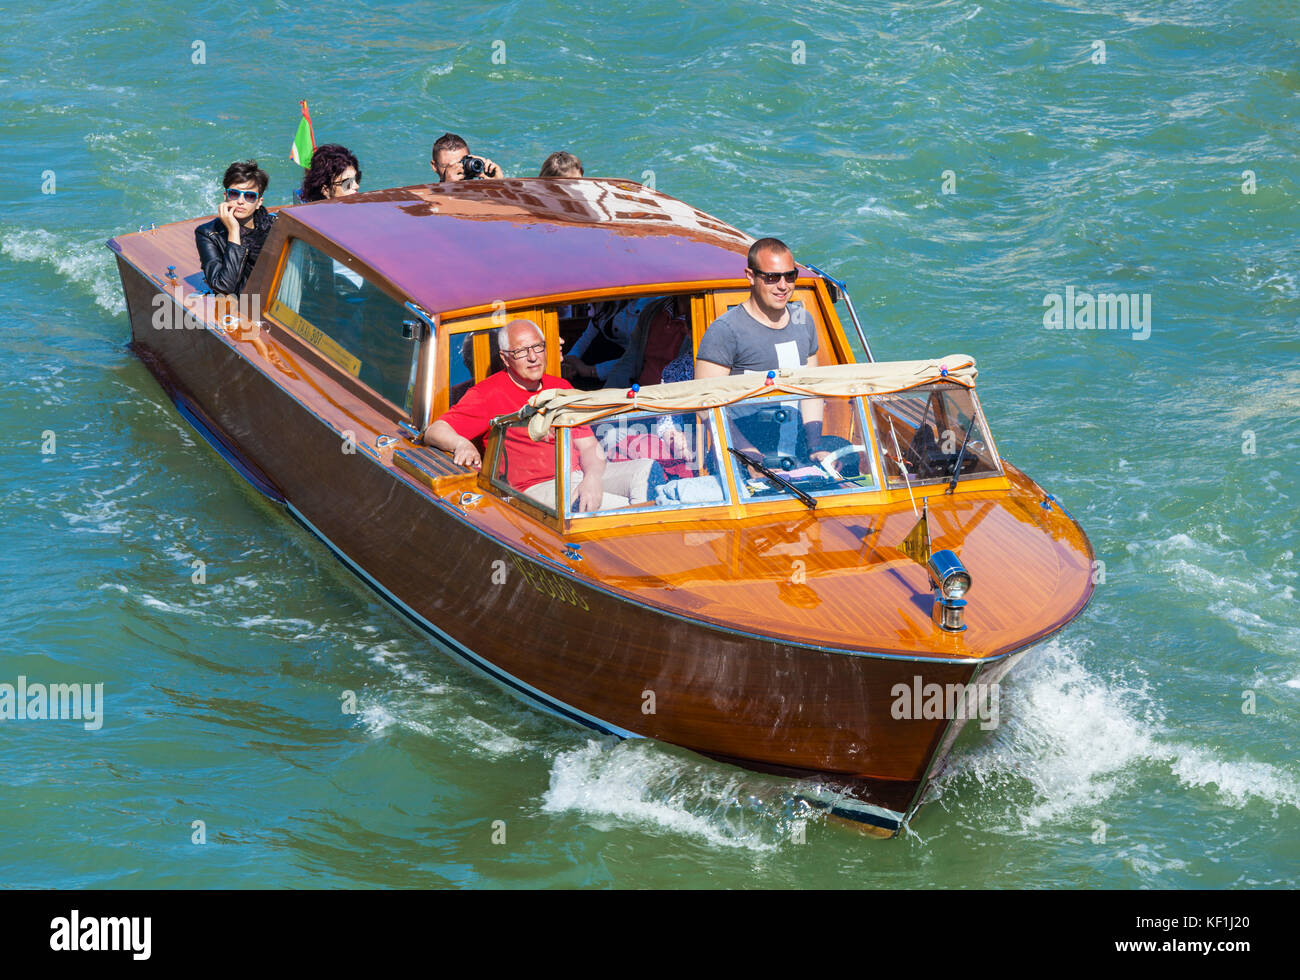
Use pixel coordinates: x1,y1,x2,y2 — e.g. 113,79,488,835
297,144,362,203
195,160,277,295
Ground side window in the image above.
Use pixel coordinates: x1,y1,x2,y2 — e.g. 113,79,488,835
439,309,544,413
270,239,418,410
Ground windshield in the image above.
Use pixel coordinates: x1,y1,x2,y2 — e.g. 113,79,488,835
722,394,879,503
562,409,732,518
869,383,1000,487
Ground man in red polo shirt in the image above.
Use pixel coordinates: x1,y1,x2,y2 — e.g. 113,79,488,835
425,318,613,512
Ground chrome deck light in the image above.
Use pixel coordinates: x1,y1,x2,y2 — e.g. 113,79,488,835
928,549,971,632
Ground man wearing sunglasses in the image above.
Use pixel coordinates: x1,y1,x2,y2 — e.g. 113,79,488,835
696,238,826,463
195,160,277,295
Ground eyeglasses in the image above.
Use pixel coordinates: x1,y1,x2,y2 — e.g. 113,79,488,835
750,268,798,284
502,342,546,360
333,177,359,191
225,188,261,202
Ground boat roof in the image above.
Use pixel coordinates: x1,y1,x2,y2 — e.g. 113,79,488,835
282,178,759,315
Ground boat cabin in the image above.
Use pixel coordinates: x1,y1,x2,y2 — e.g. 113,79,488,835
227,179,1005,530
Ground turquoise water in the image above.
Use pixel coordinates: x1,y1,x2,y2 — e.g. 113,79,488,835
1,0,1297,887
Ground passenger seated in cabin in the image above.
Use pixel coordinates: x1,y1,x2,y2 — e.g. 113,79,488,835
696,237,827,467
613,296,693,388
425,319,648,512
604,416,694,480
561,296,665,389
431,132,503,183
591,413,725,511
581,296,696,473
195,160,277,295
539,151,583,177
298,144,362,202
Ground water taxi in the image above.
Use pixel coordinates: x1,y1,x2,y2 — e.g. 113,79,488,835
108,178,1094,835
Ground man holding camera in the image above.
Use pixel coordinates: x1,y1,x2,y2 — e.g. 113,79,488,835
431,133,504,182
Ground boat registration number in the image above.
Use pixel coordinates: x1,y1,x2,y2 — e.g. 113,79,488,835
510,555,589,610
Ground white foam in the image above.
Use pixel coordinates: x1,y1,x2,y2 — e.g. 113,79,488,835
363,644,541,758
541,739,784,850
0,226,126,314
357,701,402,735
855,197,905,219
137,594,205,617
1131,528,1296,650
938,639,1163,828
933,638,1300,829
457,715,526,757
61,508,126,535
1120,844,1189,879
368,642,448,695
235,614,317,632
1167,743,1300,811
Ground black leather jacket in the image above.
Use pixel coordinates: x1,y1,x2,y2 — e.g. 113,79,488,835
194,207,277,294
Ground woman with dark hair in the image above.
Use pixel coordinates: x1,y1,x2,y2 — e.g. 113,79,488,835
299,144,362,202
195,159,276,294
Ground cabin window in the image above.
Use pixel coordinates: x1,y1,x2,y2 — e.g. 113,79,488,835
555,295,694,390
270,239,418,411
562,410,730,518
723,394,878,502
870,385,1001,487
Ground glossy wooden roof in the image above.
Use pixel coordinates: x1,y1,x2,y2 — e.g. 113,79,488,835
283,178,758,314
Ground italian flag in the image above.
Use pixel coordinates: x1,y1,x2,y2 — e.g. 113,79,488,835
290,101,315,168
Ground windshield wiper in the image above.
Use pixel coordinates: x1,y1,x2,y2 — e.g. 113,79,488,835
946,413,979,494
729,448,817,510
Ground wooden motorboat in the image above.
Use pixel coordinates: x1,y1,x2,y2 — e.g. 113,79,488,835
108,178,1094,835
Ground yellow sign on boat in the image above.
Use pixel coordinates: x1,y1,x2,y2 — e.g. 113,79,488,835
268,299,362,377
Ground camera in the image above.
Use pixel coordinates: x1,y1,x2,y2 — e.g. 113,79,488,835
460,155,487,180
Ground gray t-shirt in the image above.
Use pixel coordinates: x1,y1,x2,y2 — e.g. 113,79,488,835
696,302,818,375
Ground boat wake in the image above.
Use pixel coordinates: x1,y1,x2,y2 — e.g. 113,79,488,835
541,739,819,851
928,638,1300,833
359,642,532,759
0,225,127,315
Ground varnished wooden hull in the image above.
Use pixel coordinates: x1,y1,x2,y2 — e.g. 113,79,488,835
115,241,1092,836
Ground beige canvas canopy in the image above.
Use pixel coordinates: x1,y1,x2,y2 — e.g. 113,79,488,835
523,355,976,440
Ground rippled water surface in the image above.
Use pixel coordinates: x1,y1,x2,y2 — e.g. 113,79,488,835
1,0,1297,888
